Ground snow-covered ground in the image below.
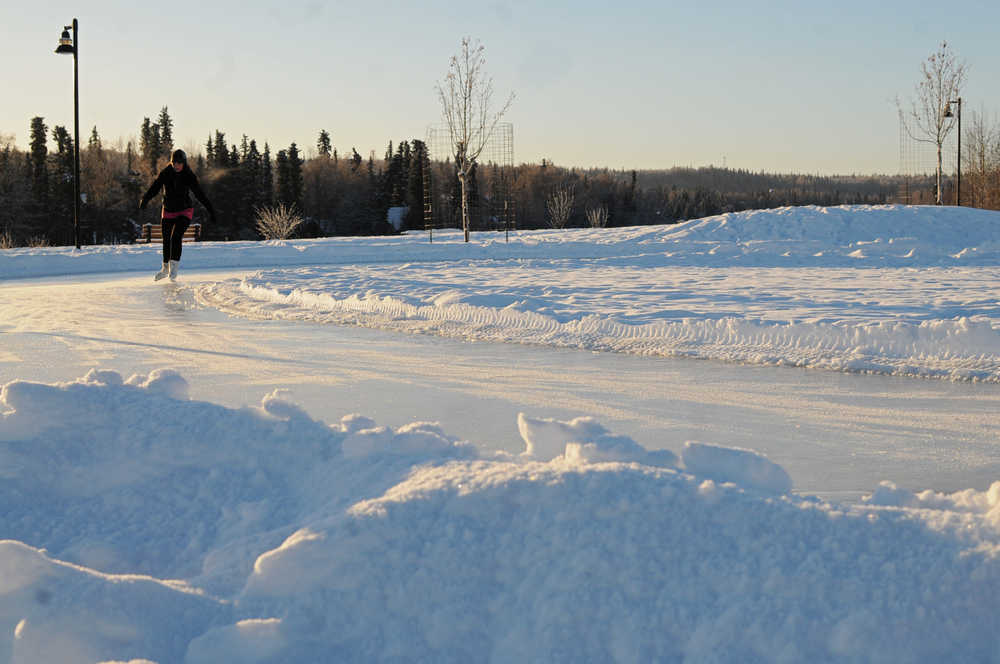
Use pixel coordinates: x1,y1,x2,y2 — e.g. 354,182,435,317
2,205,1000,663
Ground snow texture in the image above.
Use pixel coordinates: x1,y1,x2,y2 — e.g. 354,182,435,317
10,205,995,381
3,205,1000,662
1,370,1000,663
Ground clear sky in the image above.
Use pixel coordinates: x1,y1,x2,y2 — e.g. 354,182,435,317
3,0,998,174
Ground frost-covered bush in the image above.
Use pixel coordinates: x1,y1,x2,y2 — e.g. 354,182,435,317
255,203,302,240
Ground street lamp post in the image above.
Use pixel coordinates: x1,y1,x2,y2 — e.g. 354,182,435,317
945,97,962,206
55,18,81,249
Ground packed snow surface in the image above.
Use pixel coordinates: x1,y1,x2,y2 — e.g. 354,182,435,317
3,205,1000,662
7,204,999,382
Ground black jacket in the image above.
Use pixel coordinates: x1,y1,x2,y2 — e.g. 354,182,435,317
140,165,215,218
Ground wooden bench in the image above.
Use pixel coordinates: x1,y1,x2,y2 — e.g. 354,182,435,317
137,222,202,244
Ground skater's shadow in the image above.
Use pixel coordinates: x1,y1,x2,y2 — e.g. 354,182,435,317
25,331,322,366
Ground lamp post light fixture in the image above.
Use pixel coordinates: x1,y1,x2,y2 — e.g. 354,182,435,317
55,18,81,249
944,97,962,207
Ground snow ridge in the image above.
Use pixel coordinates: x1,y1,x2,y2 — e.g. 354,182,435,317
196,271,1000,382
3,370,1000,663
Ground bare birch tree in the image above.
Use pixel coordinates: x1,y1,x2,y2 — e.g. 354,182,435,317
437,37,514,242
586,205,609,228
963,110,1000,209
547,186,575,229
899,42,967,204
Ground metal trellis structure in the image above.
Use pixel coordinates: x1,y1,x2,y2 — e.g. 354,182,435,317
898,109,958,205
424,123,515,240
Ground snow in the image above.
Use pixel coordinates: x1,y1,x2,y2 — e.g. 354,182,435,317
10,204,999,382
2,204,1000,662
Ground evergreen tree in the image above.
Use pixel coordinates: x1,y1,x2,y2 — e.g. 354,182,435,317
384,144,404,207
139,118,163,175
317,130,332,157
52,126,73,156
28,117,48,205
261,143,274,206
88,126,102,154
287,143,303,209
139,117,162,175
49,126,76,244
275,149,290,207
246,140,262,193
157,106,173,158
212,131,228,169
367,153,389,233
0,134,30,242
404,140,428,230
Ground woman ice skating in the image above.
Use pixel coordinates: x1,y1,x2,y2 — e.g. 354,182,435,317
139,149,215,281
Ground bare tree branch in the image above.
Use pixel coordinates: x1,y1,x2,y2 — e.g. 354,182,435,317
586,205,609,228
546,186,575,229
897,42,968,204
436,37,515,241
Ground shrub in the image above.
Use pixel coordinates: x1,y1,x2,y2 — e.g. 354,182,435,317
255,203,303,240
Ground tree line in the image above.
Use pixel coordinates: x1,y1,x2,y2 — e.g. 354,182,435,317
1,108,997,248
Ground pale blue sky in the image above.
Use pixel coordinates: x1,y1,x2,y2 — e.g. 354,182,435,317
3,0,998,173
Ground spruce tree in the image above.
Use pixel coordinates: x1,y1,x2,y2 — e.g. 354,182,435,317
157,107,173,158
262,143,274,206
139,117,162,175
287,143,303,209
88,127,102,154
404,140,428,230
49,126,76,243
28,117,48,205
275,149,290,207
318,130,332,157
213,131,227,169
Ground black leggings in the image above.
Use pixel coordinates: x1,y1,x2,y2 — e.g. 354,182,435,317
161,218,190,262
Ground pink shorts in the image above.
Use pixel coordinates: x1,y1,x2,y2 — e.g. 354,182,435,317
162,208,194,220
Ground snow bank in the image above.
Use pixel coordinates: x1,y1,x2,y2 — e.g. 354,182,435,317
3,205,1000,281
0,540,219,664
5,205,1000,382
517,412,678,467
681,441,792,494
185,205,1000,382
3,370,1000,662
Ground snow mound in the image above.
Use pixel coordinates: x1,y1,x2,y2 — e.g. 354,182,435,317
866,480,1000,520
238,460,1000,663
517,412,678,467
0,540,218,664
682,441,793,494
3,370,1000,663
